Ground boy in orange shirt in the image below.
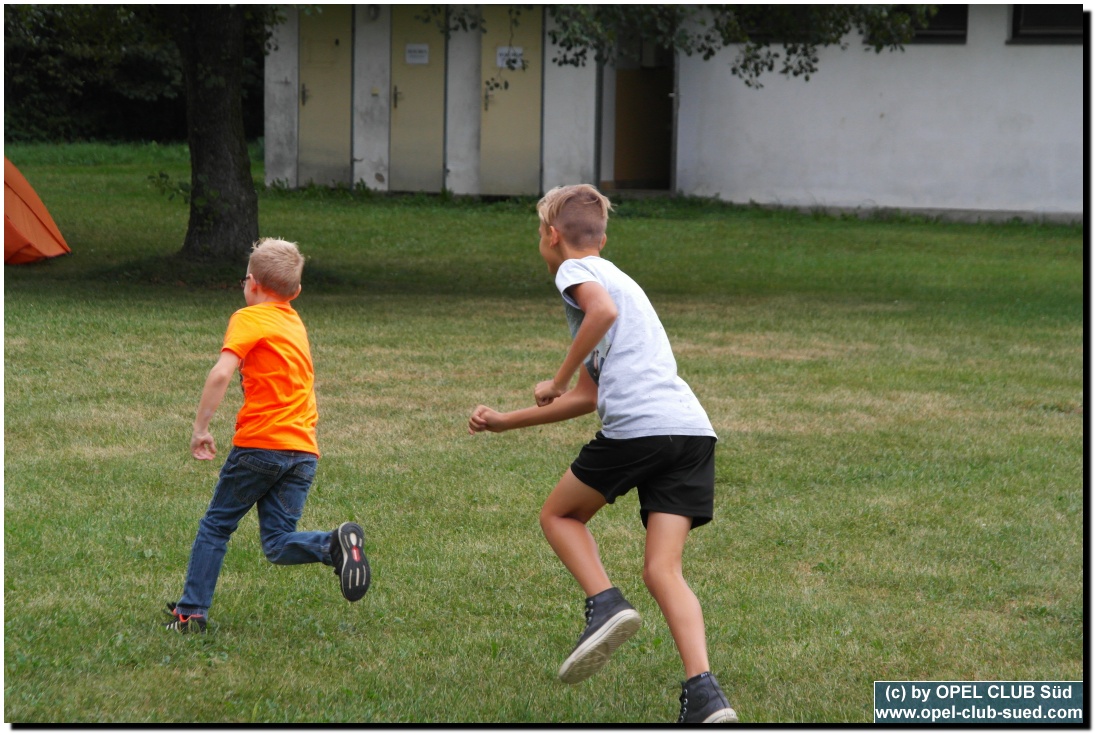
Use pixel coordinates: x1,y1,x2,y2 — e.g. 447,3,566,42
164,238,370,633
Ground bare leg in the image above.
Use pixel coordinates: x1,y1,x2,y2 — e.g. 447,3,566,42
643,512,710,679
539,469,611,597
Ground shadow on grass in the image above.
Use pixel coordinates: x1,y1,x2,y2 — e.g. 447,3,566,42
69,251,542,299
87,253,248,291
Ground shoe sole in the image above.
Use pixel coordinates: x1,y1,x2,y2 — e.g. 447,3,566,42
336,522,371,602
704,707,739,723
558,609,641,684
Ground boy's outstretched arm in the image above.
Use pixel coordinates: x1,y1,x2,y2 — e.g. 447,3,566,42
190,350,241,460
535,281,617,407
470,365,597,434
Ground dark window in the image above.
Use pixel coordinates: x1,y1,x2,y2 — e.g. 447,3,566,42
1010,5,1084,43
909,5,968,44
741,6,828,44
864,6,968,46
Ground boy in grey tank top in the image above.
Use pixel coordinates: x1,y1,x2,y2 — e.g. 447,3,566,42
469,185,737,723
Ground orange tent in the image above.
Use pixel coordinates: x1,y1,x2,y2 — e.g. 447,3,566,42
5,157,71,264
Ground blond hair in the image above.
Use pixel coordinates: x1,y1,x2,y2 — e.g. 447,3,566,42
537,184,613,250
248,238,305,298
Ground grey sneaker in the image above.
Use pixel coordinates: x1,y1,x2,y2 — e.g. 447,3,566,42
678,672,738,723
557,587,641,684
331,522,371,602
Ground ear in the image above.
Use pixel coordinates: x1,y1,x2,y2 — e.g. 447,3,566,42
548,225,563,247
598,234,607,252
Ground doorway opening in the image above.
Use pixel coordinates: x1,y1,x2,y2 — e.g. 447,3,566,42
603,38,675,192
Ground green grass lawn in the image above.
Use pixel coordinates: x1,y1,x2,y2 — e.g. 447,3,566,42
3,142,1084,724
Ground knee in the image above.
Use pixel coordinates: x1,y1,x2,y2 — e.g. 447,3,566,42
642,562,659,592
540,500,572,528
262,535,288,564
265,551,292,565
539,504,589,535
538,506,555,536
642,559,679,594
198,515,236,542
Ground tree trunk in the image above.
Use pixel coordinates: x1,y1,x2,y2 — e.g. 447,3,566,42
169,5,258,263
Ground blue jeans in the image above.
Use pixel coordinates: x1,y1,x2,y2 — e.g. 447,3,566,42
177,447,332,617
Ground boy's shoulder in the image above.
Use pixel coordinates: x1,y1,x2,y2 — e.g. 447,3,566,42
231,301,299,319
559,255,613,275
559,255,640,288
227,302,306,336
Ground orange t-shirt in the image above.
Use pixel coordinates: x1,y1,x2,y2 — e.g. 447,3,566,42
222,301,319,456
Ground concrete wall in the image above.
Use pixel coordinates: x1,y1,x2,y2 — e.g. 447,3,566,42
599,61,617,188
264,10,299,187
352,5,391,191
542,13,600,191
675,5,1083,220
445,6,481,195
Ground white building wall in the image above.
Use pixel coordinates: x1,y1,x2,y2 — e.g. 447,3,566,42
675,5,1083,219
542,14,600,191
352,5,391,191
264,10,299,187
599,62,617,187
445,8,482,195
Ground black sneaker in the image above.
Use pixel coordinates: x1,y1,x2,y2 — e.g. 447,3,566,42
678,672,738,723
163,610,207,634
557,587,641,684
331,521,371,602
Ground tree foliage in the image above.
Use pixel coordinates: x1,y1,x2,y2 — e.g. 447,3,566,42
4,5,185,141
3,4,265,142
431,4,935,87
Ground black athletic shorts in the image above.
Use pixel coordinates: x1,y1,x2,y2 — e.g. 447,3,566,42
570,432,717,529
